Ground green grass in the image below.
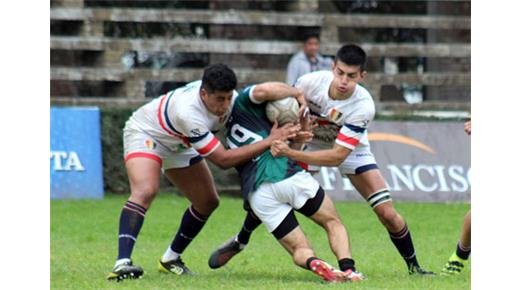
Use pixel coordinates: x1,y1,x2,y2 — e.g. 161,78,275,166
51,194,470,289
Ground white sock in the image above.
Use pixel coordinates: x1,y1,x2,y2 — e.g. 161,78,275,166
114,258,131,268
162,247,181,262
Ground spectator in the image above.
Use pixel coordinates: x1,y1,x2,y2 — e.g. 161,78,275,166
286,32,333,85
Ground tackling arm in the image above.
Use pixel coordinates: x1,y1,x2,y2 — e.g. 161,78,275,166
207,122,299,169
271,141,351,167
251,82,306,106
206,138,274,169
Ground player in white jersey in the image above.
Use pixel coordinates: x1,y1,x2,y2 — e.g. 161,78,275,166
272,44,434,276
107,64,302,281
211,45,434,276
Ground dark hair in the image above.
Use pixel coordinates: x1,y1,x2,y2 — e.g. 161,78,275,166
201,64,237,93
335,44,367,71
303,31,320,43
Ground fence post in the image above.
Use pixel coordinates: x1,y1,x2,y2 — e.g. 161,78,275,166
82,20,104,37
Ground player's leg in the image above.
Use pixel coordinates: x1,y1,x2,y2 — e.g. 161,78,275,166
347,167,434,275
159,158,219,275
276,171,362,281
279,171,360,278
296,188,363,280
236,209,262,245
301,189,351,261
273,211,348,283
208,171,319,270
442,210,471,275
274,212,314,268
459,210,471,252
107,156,162,281
208,209,262,269
247,180,348,282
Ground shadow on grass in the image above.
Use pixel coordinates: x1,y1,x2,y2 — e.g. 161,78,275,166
204,268,321,285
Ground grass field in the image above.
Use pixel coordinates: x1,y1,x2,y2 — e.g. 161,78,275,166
51,194,470,289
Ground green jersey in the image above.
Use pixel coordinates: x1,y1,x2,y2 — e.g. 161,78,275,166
226,85,303,200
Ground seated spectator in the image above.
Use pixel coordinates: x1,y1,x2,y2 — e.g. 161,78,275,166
286,32,333,85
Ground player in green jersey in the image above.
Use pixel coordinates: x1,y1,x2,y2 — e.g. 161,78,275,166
209,84,364,282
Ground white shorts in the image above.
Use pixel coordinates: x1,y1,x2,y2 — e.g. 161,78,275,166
304,143,378,175
249,171,320,233
123,126,202,170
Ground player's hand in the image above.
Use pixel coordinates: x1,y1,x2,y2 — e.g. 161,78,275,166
268,120,300,142
300,112,317,133
294,88,307,107
291,130,314,144
298,105,309,122
296,89,308,122
464,121,471,135
270,140,291,157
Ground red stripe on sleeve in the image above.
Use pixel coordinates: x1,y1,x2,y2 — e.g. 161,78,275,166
336,133,359,147
196,137,220,156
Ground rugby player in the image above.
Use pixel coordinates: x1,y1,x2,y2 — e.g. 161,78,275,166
211,84,364,282
106,64,301,281
441,121,471,275
211,45,435,276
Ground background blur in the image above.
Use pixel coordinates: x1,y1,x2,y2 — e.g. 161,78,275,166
49,0,470,200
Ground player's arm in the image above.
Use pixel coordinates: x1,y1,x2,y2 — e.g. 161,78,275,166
251,82,306,107
207,122,299,169
272,141,351,166
273,108,373,165
176,112,298,169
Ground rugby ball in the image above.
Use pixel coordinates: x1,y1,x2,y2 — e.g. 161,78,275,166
266,97,299,125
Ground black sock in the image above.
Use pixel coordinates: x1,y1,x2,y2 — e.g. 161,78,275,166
305,257,319,270
170,205,209,254
456,241,471,260
388,223,418,268
338,258,356,272
236,211,262,245
118,200,147,260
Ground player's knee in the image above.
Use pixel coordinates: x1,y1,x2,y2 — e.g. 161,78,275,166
368,190,399,225
367,189,392,210
198,195,220,214
131,184,159,204
208,196,220,212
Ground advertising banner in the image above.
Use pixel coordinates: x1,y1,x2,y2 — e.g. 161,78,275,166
50,107,104,199
313,121,470,202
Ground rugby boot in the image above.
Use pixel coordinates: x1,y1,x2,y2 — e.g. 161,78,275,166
344,269,366,281
208,236,243,269
158,257,195,276
106,260,144,281
441,253,467,275
309,259,348,283
409,263,436,276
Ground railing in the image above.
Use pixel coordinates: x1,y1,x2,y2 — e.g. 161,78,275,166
50,3,471,112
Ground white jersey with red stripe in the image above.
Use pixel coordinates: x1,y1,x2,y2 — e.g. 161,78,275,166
125,80,238,157
295,70,375,152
